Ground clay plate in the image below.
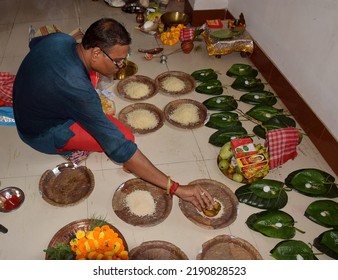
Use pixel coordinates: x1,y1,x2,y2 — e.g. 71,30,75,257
155,71,196,96
118,103,164,134
112,178,172,227
196,234,263,260
129,240,188,260
39,162,94,207
46,219,128,259
163,99,208,129
116,75,158,101
179,179,239,229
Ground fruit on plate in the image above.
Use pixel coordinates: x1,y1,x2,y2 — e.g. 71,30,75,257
202,201,221,217
217,141,269,184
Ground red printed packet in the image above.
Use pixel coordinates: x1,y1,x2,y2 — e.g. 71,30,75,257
231,138,256,158
206,19,223,29
180,28,195,41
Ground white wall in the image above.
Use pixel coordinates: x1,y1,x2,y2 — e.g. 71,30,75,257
228,0,338,140
188,0,228,10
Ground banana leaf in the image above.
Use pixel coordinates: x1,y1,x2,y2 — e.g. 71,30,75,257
231,77,265,92
304,200,338,228
246,210,298,239
249,179,285,199
246,105,284,122
252,115,297,139
209,126,248,147
313,229,338,259
240,91,277,106
235,183,288,210
191,68,218,82
205,112,241,129
270,240,318,260
285,168,338,198
203,95,238,111
226,63,258,78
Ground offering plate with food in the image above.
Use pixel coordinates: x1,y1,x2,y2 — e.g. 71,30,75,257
217,138,269,184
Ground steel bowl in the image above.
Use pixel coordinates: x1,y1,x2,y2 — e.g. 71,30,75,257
160,12,190,28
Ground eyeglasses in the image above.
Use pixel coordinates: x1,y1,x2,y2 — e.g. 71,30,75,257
101,48,127,69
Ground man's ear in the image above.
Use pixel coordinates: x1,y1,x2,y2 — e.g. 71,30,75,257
92,47,101,59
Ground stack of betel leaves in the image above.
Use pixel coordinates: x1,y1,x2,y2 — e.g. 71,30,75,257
285,168,338,259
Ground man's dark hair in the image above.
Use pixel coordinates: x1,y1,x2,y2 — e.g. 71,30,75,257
82,18,131,51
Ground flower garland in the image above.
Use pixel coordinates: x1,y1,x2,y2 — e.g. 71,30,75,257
69,225,128,260
160,24,185,46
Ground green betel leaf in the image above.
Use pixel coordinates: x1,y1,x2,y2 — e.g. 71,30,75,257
191,68,218,82
270,240,318,260
313,229,338,259
285,168,338,198
246,210,297,239
208,126,248,147
239,91,277,106
245,105,284,122
195,79,224,95
235,184,288,210
304,200,338,228
231,77,265,92
249,179,285,199
226,63,258,78
253,115,297,139
203,95,238,111
205,112,241,129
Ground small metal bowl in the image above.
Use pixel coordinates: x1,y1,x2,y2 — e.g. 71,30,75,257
160,12,190,28
0,187,25,213
114,60,138,80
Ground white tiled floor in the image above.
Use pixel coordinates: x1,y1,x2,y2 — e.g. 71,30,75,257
0,0,337,260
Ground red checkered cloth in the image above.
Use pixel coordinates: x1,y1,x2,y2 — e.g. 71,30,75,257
0,72,15,107
180,28,195,41
265,127,299,169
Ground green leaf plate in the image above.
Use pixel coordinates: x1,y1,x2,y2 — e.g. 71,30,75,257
235,183,288,210
191,68,218,82
285,168,338,198
252,115,297,139
209,126,248,147
226,63,258,78
313,229,338,259
210,29,242,40
205,112,241,129
231,77,265,92
246,210,297,239
240,91,277,106
270,240,318,260
246,105,284,122
203,95,238,111
249,179,285,199
304,200,338,228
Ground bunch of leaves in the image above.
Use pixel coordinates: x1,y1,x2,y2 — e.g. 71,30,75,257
239,91,277,106
231,76,265,92
203,95,238,111
252,115,297,139
246,210,304,239
245,105,285,122
44,242,74,260
205,112,241,129
270,240,318,260
313,229,338,259
209,126,248,147
304,200,338,228
226,63,258,78
285,168,338,198
235,179,288,210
